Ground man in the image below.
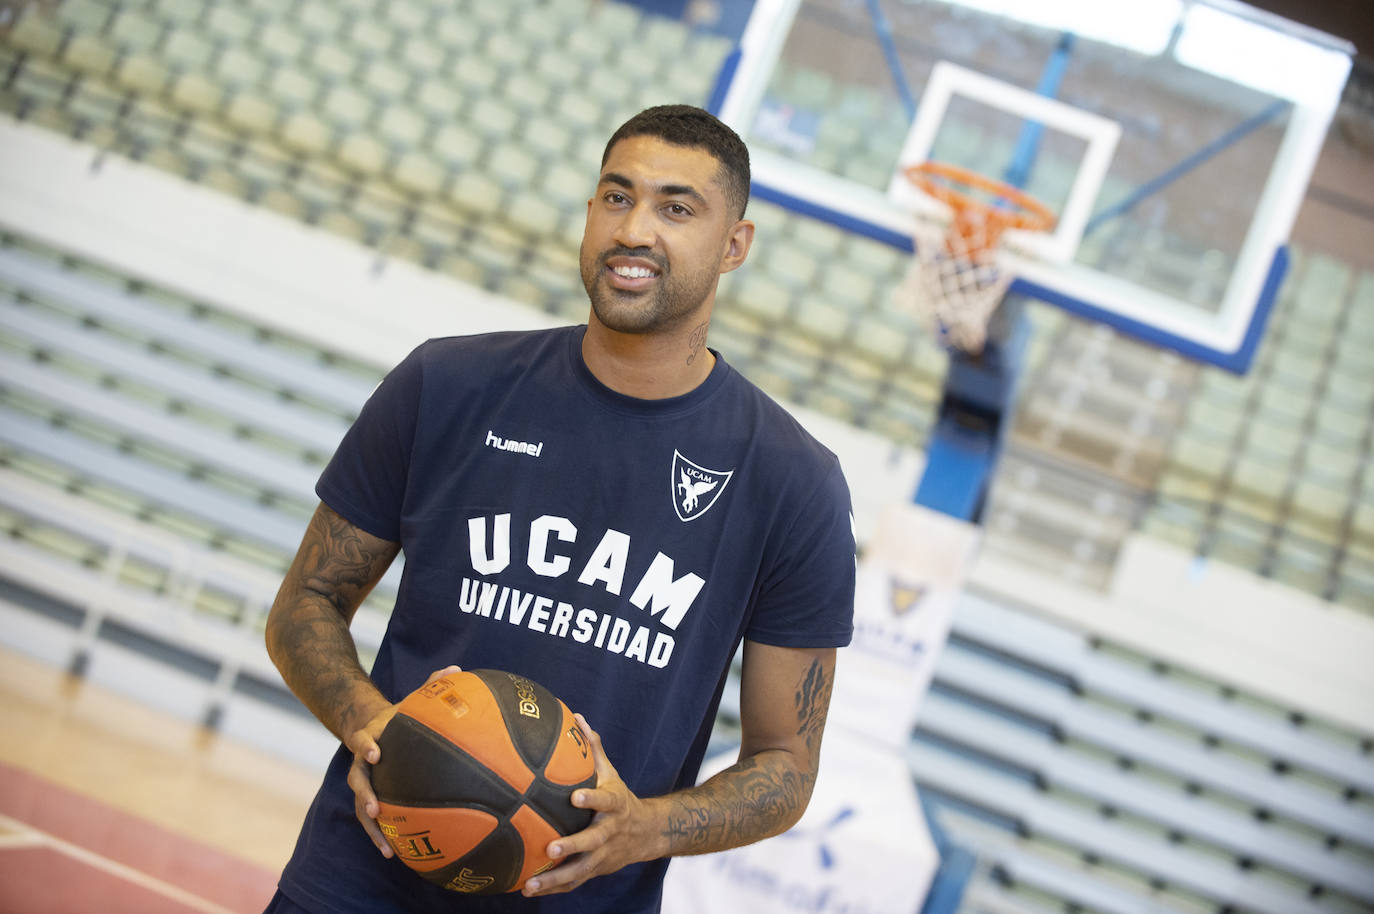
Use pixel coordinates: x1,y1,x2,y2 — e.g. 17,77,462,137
265,105,855,913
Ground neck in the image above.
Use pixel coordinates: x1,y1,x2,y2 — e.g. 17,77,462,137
581,315,715,399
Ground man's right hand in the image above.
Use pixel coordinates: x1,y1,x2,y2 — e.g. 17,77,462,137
345,665,463,857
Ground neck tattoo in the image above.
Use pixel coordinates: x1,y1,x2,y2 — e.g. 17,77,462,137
686,320,710,366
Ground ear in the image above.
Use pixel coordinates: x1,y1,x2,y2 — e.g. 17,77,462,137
719,219,755,275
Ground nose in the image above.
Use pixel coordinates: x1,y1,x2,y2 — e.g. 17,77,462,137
613,200,656,250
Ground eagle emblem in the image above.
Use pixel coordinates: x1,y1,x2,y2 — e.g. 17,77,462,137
671,450,734,522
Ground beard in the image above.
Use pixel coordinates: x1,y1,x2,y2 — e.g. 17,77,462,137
580,245,718,335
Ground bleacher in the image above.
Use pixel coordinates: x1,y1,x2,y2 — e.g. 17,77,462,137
2,2,1373,912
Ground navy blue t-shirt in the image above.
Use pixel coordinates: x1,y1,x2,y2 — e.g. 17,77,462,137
279,326,855,913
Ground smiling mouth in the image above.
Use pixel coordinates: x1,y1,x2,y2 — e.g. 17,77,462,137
602,255,662,290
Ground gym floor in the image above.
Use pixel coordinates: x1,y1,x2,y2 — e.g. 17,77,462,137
0,646,319,913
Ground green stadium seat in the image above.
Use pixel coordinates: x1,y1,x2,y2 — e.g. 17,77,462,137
851,314,912,364
502,71,553,114
360,57,412,102
263,62,321,112
793,298,853,346
397,34,449,77
448,169,507,219
464,0,517,30
345,18,397,57
161,29,217,73
487,141,540,191
533,48,586,88
384,0,433,32
390,150,447,197
411,80,462,124
10,8,65,57
375,103,428,148
149,0,209,26
204,6,260,45
224,91,280,135
337,131,391,177
639,14,691,57
485,31,533,70
762,244,821,291
1243,419,1303,464
453,54,502,95
306,43,355,82
277,109,334,156
733,273,792,324
818,263,877,310
58,31,117,78
428,122,483,172
319,82,375,133
466,95,521,142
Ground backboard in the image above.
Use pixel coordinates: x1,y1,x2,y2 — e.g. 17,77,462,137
710,0,1353,371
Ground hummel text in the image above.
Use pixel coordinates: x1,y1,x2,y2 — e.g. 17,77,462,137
486,430,543,457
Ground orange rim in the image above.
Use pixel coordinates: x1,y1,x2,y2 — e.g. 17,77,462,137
904,161,1056,240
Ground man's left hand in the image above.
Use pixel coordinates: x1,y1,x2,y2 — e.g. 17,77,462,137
521,714,667,897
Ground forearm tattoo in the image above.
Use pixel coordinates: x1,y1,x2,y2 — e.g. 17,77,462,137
266,506,398,739
662,658,833,855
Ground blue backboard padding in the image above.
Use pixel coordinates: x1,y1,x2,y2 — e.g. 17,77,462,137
706,46,741,118
1022,245,1287,375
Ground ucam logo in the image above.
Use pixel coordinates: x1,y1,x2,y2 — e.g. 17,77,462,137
889,576,927,618
671,450,733,522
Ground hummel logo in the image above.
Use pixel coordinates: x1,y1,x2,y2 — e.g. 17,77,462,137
485,429,543,457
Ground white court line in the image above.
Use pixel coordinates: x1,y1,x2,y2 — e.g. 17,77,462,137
0,813,239,914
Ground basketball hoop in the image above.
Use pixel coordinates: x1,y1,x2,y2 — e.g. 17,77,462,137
899,161,1055,355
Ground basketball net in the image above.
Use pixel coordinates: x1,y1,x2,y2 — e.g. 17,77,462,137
899,162,1055,355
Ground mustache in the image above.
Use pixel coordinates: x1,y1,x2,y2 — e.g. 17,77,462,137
599,247,667,271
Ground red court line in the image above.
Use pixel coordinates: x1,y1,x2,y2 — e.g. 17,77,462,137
0,761,279,914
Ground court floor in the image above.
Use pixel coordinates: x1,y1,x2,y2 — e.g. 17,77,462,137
0,646,322,913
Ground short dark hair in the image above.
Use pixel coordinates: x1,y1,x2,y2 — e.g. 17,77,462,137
601,105,751,221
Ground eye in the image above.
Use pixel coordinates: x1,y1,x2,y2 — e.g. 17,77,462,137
665,202,693,218
603,191,630,206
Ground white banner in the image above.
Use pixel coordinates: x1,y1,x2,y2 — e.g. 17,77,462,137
662,503,980,914
833,502,980,748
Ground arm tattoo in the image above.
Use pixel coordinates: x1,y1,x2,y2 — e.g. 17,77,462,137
662,755,809,853
297,506,392,614
661,658,833,855
795,657,832,756
265,506,399,739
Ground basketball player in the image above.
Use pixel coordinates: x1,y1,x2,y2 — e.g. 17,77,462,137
264,105,856,913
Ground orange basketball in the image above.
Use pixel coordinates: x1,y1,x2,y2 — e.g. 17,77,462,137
370,669,596,895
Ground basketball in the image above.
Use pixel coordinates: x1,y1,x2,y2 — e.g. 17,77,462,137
370,669,597,895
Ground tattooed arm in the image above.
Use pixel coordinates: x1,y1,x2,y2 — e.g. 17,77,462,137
523,641,836,897
660,641,833,853
266,501,400,740
265,501,414,857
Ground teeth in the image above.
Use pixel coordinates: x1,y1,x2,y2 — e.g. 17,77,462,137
613,265,654,279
